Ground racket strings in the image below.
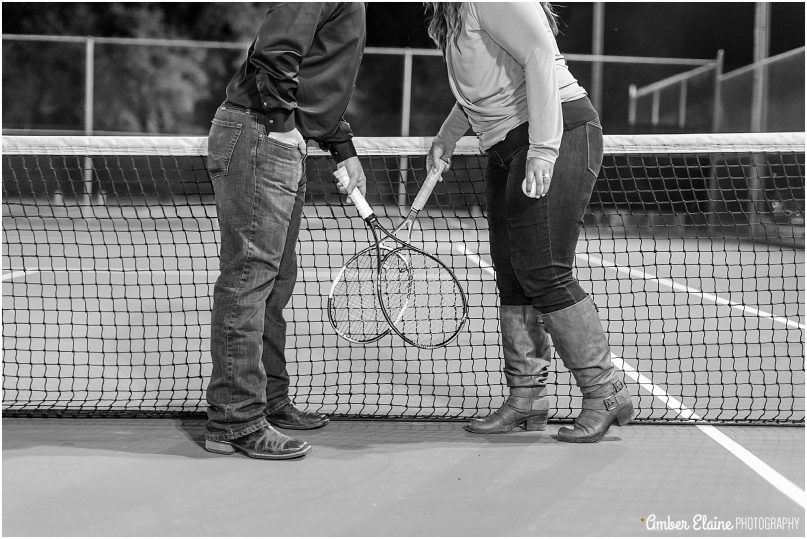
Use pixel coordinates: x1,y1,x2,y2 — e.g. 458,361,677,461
329,249,388,342
379,248,467,348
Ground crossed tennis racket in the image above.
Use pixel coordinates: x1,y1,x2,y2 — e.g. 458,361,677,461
327,162,469,349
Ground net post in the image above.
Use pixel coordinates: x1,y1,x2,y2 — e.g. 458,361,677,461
628,84,637,126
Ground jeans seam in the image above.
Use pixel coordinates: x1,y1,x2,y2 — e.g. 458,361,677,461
265,397,292,415
220,121,261,424
205,418,269,442
541,195,576,309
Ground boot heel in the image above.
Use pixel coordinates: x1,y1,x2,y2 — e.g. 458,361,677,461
523,411,548,431
616,403,634,426
205,439,235,455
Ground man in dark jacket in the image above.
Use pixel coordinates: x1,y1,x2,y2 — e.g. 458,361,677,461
204,3,366,460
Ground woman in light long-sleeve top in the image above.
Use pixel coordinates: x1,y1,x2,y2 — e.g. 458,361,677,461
426,2,634,442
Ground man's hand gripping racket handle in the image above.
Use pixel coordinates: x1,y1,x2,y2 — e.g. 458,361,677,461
333,167,375,221
333,160,448,220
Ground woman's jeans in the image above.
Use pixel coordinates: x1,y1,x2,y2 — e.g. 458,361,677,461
205,103,307,441
485,119,603,314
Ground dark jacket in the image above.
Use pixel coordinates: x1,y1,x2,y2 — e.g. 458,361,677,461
224,2,366,161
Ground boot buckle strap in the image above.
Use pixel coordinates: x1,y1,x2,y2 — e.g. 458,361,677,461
603,395,619,411
611,379,624,393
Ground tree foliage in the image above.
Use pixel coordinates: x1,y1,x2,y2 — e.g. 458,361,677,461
3,3,265,134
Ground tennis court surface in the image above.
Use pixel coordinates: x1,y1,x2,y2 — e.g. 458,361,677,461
2,133,804,535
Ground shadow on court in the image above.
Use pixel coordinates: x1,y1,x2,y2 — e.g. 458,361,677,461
1,417,622,459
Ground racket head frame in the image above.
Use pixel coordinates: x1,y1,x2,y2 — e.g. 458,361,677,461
326,244,392,344
376,243,469,349
326,221,403,344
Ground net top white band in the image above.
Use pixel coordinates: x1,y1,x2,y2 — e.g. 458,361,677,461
2,132,804,156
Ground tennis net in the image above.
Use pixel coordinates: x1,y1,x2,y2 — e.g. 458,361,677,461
2,133,804,424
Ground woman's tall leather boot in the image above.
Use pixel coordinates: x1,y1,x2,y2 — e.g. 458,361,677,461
465,305,551,433
541,297,634,442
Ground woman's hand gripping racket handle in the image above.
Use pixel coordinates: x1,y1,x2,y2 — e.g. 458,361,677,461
333,167,375,221
411,160,449,212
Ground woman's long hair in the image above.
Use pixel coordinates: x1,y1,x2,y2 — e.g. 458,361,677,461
425,2,559,52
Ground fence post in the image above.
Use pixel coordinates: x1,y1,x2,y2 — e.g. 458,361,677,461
708,50,726,236
651,90,660,127
748,3,771,240
591,3,605,114
751,1,770,133
83,37,95,205
710,50,724,132
677,80,687,130
398,49,413,210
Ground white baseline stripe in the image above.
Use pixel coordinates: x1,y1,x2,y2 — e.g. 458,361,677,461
582,253,805,331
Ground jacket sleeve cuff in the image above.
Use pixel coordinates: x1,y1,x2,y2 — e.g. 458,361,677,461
433,136,458,161
327,139,357,163
263,109,295,133
526,147,558,165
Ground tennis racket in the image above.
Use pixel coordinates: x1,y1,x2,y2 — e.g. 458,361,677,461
327,162,468,349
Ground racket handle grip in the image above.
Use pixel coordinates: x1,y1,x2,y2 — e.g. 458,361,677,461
411,160,447,212
333,167,374,220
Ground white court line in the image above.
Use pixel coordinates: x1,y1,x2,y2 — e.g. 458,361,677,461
613,353,806,509
444,217,495,277
452,243,495,277
3,268,219,278
2,267,339,282
451,238,806,509
582,252,805,331
2,268,40,281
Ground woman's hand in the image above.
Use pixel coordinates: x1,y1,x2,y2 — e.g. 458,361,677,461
427,141,451,175
523,157,553,198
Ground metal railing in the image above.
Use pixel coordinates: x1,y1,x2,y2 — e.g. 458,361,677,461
628,46,805,132
3,33,717,137
628,51,723,130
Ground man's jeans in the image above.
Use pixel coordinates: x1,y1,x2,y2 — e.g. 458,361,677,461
205,103,306,441
485,120,604,314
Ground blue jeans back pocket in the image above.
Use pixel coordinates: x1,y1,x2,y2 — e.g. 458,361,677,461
585,120,604,177
207,118,242,180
